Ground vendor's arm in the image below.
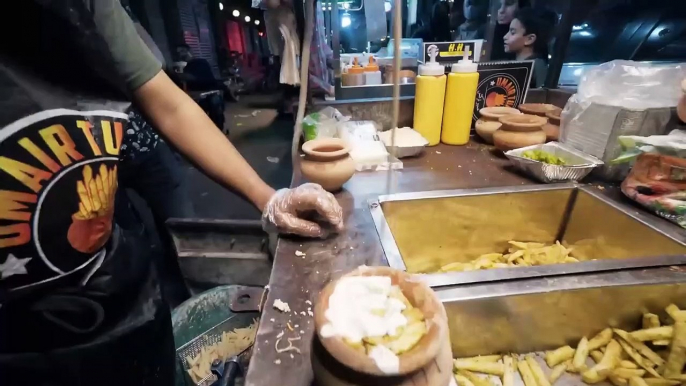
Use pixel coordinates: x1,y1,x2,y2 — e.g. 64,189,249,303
133,72,275,210
84,0,343,236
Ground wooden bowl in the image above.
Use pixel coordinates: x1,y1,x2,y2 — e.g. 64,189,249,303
314,266,447,377
518,103,558,116
479,106,521,121
493,129,547,151
498,114,548,133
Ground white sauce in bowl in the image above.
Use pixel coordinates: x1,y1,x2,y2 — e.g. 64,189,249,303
320,275,408,374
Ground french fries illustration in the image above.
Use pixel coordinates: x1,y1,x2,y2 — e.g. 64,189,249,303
68,164,117,253
73,164,117,220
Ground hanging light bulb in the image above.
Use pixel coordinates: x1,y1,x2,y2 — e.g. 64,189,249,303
255,20,260,25
341,12,351,28
245,15,251,22
232,10,240,17
219,2,223,10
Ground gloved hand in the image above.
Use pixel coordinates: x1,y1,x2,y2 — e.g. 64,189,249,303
262,183,344,238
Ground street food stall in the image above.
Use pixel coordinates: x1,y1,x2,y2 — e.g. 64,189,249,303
170,1,686,386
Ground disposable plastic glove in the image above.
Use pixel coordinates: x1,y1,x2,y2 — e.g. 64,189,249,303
262,183,344,238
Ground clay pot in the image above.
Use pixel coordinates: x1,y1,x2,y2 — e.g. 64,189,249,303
517,103,558,117
677,79,686,123
300,138,355,192
494,114,548,151
543,108,562,142
475,107,521,144
313,266,453,386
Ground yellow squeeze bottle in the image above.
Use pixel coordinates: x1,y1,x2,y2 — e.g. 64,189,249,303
413,45,446,146
441,49,479,145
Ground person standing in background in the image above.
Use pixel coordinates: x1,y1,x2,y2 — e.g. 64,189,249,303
503,7,558,87
491,0,530,61
309,1,335,97
455,0,489,40
412,2,452,43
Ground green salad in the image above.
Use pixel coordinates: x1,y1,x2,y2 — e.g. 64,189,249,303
521,150,566,165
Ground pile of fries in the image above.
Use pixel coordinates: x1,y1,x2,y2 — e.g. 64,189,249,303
186,319,258,384
452,304,686,386
345,286,427,356
440,241,578,273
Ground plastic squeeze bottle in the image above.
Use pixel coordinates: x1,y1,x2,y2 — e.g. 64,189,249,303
364,56,382,85
413,45,446,146
441,49,479,145
341,57,365,86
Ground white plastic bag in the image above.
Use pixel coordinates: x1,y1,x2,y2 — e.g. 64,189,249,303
576,60,686,109
560,60,686,181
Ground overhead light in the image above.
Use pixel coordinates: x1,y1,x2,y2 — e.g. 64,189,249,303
384,1,392,12
219,2,223,10
579,31,592,37
341,12,351,28
245,16,251,22
328,5,332,10
343,2,350,9
233,10,240,17
255,20,260,25
322,5,326,10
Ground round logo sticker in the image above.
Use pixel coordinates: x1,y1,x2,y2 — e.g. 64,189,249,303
0,109,124,291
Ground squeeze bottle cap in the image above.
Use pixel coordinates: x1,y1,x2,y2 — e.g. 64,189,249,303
364,56,380,72
418,45,445,76
451,48,478,73
348,57,365,74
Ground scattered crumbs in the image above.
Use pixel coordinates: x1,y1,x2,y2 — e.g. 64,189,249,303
300,311,307,316
295,250,306,257
458,165,462,168
307,309,314,317
273,299,291,313
290,354,294,359
431,167,433,170
270,318,275,322
277,331,285,338
287,322,294,331
350,246,353,250
294,324,299,328
305,300,312,305
275,359,281,365
436,151,442,154
316,271,319,274
598,185,606,191
300,330,305,334
446,168,449,171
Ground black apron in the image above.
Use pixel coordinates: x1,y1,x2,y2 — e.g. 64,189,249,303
0,1,175,384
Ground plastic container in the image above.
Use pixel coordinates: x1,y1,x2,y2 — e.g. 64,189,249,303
364,56,382,85
441,50,479,145
341,57,365,86
413,45,446,146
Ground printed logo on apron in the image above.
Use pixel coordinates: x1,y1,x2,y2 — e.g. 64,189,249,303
0,109,125,291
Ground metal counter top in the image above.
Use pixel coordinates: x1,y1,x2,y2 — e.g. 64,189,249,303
243,140,686,386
